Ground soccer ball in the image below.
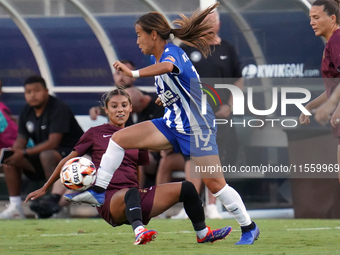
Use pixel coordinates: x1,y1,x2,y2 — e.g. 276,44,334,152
60,157,97,191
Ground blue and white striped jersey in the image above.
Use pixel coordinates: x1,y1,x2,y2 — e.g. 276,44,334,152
151,44,216,135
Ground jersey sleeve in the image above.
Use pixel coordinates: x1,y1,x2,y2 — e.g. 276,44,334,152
329,36,340,73
73,128,94,155
137,149,150,166
161,46,183,75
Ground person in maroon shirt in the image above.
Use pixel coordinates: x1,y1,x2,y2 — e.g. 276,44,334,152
300,0,340,179
25,88,231,245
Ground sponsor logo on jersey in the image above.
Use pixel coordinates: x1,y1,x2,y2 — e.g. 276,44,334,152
41,125,47,130
103,134,111,138
220,55,228,60
159,89,180,107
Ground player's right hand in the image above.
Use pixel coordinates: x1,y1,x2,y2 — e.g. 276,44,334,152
24,188,47,203
299,112,310,125
113,61,132,77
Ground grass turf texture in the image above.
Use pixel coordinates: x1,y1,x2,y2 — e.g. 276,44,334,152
1,219,340,254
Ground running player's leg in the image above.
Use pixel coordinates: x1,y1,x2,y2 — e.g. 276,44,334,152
192,155,259,245
95,121,172,192
149,181,231,243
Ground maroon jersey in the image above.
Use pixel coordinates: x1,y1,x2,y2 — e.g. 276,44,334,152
73,123,149,189
321,29,340,137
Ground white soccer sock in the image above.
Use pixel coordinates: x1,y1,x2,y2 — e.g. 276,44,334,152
196,227,209,239
95,139,125,189
213,184,252,227
9,196,22,209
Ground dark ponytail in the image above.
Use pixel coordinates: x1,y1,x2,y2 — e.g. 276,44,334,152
313,0,340,24
135,2,219,58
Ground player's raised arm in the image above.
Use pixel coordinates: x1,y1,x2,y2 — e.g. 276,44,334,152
113,61,173,78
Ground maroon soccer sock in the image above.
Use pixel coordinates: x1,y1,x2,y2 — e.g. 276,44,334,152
124,187,143,231
179,181,206,231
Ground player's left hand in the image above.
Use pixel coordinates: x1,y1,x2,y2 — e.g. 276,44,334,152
155,97,164,107
113,61,132,77
215,104,232,118
313,101,334,126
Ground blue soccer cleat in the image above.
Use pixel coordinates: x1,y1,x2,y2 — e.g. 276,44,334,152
134,229,158,245
235,222,260,245
197,226,232,243
63,188,105,207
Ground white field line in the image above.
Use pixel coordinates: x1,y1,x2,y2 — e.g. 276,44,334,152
10,226,340,238
15,230,195,238
287,227,340,231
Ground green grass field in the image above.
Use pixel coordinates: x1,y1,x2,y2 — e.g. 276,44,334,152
1,218,340,255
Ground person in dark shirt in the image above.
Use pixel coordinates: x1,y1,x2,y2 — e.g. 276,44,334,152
89,59,137,125
0,75,83,219
25,88,232,245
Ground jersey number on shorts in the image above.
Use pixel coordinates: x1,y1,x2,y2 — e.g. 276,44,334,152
194,133,210,148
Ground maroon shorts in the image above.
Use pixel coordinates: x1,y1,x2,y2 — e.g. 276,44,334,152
97,186,156,227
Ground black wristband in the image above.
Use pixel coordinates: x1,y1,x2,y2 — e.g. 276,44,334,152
23,149,28,158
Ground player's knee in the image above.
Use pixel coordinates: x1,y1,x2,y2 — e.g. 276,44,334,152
111,131,123,144
124,187,140,204
40,150,61,166
179,181,197,202
40,149,57,160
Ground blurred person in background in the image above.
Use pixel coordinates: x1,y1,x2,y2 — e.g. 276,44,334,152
89,59,137,123
0,78,18,151
0,75,83,219
300,0,340,180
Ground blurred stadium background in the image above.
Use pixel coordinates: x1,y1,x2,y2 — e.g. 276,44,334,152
1,0,340,219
